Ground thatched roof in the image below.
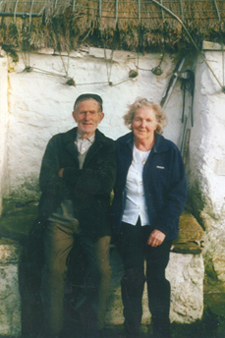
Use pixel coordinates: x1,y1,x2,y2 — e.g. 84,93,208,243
0,0,225,53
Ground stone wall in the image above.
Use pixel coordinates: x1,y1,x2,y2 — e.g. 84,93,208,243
1,46,225,283
0,239,22,337
0,239,204,337
107,250,204,325
0,55,9,214
6,48,184,200
188,51,225,282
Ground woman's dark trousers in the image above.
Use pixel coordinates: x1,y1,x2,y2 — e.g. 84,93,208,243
119,222,172,338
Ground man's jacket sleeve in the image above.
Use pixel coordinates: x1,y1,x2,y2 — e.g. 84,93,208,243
39,136,70,199
63,140,117,196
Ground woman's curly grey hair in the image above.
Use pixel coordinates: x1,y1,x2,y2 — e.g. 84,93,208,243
123,98,167,134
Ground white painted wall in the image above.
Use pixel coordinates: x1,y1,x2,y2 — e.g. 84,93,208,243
6,48,184,198
189,52,225,215
2,47,225,280
188,51,225,281
0,56,9,213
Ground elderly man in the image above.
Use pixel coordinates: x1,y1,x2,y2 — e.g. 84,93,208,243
38,93,116,338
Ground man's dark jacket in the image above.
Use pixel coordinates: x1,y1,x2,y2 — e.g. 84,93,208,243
111,132,187,241
38,127,117,240
21,127,116,335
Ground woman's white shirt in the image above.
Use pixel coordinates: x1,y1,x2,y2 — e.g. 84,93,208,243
122,145,150,226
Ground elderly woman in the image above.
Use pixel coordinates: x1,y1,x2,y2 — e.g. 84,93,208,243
111,98,187,338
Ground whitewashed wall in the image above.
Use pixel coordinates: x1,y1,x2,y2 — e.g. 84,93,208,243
1,47,225,280
0,56,9,214
6,48,183,199
188,51,225,281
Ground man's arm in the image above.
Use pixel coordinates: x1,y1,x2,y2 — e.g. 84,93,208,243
62,140,117,196
39,136,70,199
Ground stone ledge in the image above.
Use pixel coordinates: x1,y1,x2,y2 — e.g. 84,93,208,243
0,240,204,337
106,249,204,326
0,239,22,264
172,211,204,254
0,208,205,336
0,240,22,337
167,252,204,323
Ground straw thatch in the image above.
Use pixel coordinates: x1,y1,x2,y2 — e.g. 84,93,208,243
0,0,225,53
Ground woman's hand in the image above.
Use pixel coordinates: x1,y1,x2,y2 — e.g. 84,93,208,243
147,230,166,247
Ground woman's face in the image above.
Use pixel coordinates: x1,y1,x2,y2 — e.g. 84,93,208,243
132,107,158,142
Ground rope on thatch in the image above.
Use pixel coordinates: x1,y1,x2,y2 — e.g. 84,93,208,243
13,0,19,21
138,0,141,22
99,0,101,18
213,0,224,87
160,0,165,20
179,0,184,21
152,0,224,91
1,0,224,26
72,0,77,12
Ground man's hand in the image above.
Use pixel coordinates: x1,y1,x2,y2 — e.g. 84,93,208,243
147,230,166,247
58,168,64,178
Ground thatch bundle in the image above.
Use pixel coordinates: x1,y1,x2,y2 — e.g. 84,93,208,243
0,0,225,53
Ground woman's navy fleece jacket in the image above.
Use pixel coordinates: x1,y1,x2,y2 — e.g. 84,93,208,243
111,132,187,241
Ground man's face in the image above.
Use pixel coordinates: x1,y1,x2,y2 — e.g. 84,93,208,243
73,99,104,138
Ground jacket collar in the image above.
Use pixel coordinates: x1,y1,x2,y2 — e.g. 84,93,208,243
153,133,169,153
125,132,169,153
64,127,105,143
64,127,105,164
125,132,134,150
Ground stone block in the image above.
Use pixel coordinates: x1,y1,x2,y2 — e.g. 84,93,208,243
0,236,204,335
106,249,204,325
166,252,204,323
0,239,22,337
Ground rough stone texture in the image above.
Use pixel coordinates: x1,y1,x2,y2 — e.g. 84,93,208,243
187,51,225,283
204,293,225,318
106,249,204,325
172,211,204,254
0,55,9,215
166,253,204,323
174,211,204,244
204,225,225,282
0,236,204,335
0,239,22,337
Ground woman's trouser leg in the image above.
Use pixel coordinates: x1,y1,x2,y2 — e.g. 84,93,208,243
41,222,75,335
146,240,172,338
119,222,146,336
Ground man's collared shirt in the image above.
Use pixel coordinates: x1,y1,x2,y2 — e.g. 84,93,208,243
48,132,96,225
75,132,95,154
